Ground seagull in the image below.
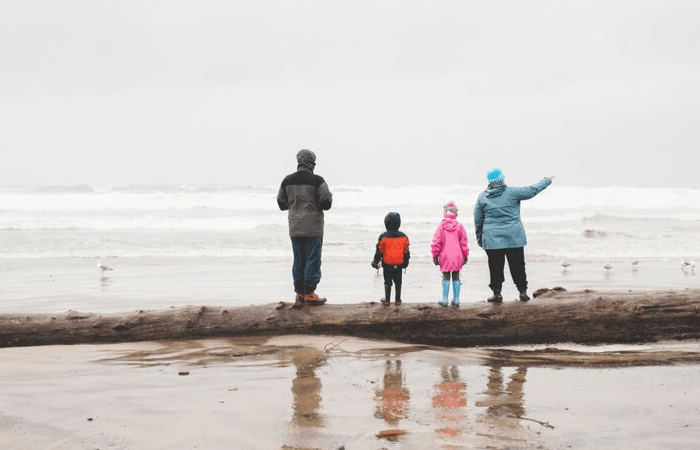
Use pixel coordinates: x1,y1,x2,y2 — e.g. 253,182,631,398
560,260,571,271
603,263,613,274
631,260,639,270
97,260,113,276
682,260,696,273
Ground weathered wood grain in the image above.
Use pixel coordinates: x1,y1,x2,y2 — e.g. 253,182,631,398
1,289,699,348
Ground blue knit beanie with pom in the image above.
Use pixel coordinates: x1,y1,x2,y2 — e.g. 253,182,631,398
487,167,505,184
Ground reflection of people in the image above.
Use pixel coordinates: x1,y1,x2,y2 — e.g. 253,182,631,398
477,361,527,425
473,168,554,302
290,348,326,428
277,149,333,306
371,213,410,304
432,366,467,438
431,201,470,307
374,360,410,427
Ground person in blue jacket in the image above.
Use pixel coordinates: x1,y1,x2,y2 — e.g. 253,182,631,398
474,168,554,303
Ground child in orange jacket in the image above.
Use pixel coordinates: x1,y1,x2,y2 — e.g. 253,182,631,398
371,212,410,304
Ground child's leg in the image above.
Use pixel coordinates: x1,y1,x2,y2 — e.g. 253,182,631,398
451,271,462,306
381,266,393,303
440,272,450,305
394,268,403,303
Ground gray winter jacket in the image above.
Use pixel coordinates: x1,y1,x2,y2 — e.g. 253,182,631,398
473,178,551,250
277,151,333,237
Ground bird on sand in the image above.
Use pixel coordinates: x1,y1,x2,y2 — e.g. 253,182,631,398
603,263,613,273
97,260,113,276
560,260,571,271
631,260,639,270
681,260,696,273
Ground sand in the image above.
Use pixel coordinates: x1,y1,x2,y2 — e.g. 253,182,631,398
1,255,698,314
1,335,700,450
1,256,699,448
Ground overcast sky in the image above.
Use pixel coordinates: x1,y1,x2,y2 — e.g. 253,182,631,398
1,1,699,188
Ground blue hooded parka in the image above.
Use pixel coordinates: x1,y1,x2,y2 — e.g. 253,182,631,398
473,178,552,250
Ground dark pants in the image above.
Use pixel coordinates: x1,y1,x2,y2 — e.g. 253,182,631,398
291,236,323,294
485,247,527,292
442,271,460,281
382,265,403,287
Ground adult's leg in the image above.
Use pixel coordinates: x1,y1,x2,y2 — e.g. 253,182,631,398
505,247,527,292
302,236,323,294
486,249,505,302
291,237,306,295
486,249,506,291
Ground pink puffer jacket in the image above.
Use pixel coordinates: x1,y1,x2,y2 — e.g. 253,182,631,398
431,212,470,272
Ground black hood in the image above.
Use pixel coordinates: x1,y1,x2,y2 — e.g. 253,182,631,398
296,149,316,172
384,212,401,231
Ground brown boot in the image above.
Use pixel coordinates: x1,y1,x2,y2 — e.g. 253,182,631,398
304,292,327,306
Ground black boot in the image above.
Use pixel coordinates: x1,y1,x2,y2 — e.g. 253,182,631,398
395,283,402,304
381,285,391,304
487,288,503,303
518,290,530,302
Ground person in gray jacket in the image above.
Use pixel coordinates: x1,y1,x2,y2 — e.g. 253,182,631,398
474,168,554,303
277,149,333,305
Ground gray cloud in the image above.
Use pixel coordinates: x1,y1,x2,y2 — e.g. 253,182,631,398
1,0,699,187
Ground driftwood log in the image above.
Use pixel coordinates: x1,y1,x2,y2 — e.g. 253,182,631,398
1,289,700,348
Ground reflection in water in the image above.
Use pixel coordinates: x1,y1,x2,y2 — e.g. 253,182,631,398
99,276,112,288
432,366,467,438
375,359,410,440
477,360,527,427
290,347,326,428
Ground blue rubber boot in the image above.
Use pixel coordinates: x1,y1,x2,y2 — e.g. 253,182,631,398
439,280,450,306
451,280,461,306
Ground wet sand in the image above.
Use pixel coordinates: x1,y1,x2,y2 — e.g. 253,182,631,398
1,256,699,448
1,336,700,450
0,255,698,314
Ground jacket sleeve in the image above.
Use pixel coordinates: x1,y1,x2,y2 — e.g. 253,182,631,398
372,236,383,266
460,224,470,259
430,226,443,258
402,237,410,268
277,183,288,211
317,180,333,211
509,177,552,201
473,198,484,248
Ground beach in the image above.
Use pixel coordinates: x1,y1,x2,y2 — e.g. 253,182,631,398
1,335,700,450
0,254,698,314
1,183,699,448
1,256,700,449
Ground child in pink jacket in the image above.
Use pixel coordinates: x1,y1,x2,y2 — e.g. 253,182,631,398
431,201,470,306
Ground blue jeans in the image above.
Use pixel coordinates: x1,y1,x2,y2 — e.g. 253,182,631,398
291,236,323,294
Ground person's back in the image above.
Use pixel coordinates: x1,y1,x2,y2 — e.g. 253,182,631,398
277,151,332,238
372,212,410,304
277,149,332,305
474,178,551,250
431,201,469,306
473,168,553,303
